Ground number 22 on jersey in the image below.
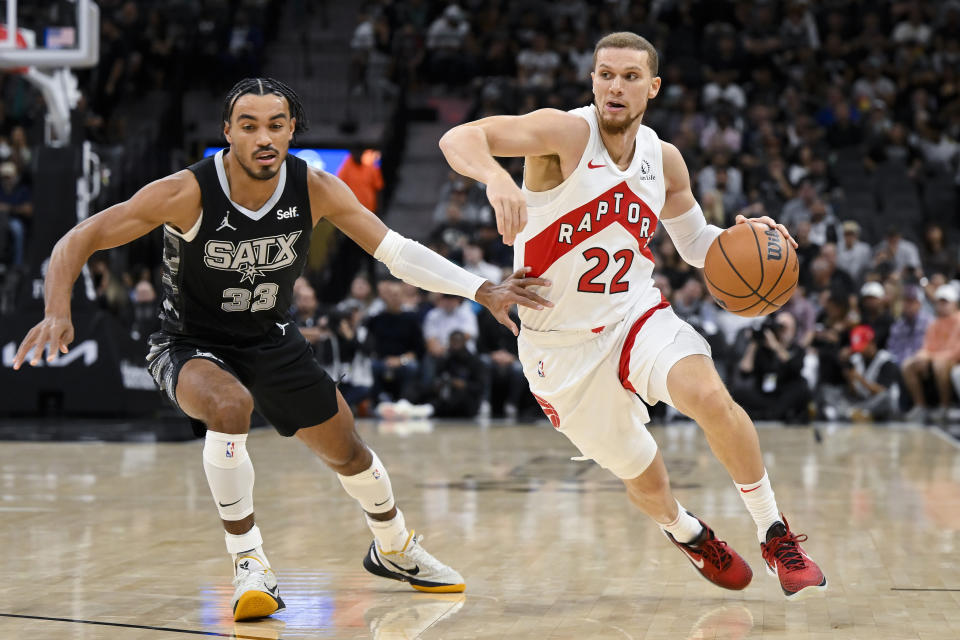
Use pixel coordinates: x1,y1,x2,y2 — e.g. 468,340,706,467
577,248,634,294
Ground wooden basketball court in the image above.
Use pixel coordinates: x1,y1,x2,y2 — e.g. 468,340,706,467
1,419,958,639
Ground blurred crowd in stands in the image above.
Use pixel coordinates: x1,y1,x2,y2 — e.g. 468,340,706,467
4,0,960,425
344,0,960,424
0,0,279,280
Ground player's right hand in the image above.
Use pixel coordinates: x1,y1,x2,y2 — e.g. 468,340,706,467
12,315,74,369
487,172,527,246
475,267,553,336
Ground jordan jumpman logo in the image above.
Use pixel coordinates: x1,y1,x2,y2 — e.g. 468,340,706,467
276,322,289,336
217,212,237,232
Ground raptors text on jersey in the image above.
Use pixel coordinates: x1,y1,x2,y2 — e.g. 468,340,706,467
514,105,667,332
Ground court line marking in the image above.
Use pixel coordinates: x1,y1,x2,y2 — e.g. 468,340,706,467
890,588,960,592
0,613,276,639
930,426,960,449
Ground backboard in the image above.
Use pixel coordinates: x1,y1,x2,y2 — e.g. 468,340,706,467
0,0,99,69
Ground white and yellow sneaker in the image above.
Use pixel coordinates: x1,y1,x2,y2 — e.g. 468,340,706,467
363,531,465,593
231,553,285,621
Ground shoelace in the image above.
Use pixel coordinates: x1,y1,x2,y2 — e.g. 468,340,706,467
697,536,734,570
384,534,424,568
766,531,808,571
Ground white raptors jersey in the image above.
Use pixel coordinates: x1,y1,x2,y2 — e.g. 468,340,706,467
514,105,666,332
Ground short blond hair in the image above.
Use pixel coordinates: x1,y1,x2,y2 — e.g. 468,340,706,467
593,32,658,76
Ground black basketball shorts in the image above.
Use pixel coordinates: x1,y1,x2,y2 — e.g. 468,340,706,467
146,327,340,437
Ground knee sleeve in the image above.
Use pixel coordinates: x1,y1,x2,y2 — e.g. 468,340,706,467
203,430,255,521
337,449,395,514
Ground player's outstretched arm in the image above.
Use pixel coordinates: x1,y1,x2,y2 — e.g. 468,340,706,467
660,142,797,253
12,171,201,369
438,109,588,246
312,170,552,335
659,142,796,271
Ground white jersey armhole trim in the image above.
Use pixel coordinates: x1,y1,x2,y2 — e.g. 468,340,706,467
164,211,203,242
648,127,667,209
521,106,596,209
213,149,287,221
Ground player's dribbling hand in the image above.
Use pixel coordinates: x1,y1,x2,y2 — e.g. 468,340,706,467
487,172,527,246
475,267,553,336
735,214,798,249
12,315,74,369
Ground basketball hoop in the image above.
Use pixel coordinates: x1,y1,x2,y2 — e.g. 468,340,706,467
0,1,100,146
0,24,33,74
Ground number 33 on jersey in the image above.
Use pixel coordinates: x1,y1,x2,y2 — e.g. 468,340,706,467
513,106,666,333
159,149,313,340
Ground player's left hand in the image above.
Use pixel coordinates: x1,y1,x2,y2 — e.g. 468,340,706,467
475,267,553,336
735,214,798,249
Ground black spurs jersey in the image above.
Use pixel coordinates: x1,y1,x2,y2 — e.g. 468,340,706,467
159,149,312,341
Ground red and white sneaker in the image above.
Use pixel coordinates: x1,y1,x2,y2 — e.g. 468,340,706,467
761,516,827,600
664,514,753,590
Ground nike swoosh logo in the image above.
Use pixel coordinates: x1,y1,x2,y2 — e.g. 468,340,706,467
386,558,419,575
679,547,705,568
218,498,243,507
266,584,279,595
587,160,606,169
740,486,761,493
374,499,389,507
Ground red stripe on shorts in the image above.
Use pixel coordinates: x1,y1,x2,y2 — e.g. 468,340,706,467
618,296,671,393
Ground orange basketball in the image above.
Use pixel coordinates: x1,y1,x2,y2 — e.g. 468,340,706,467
703,223,798,317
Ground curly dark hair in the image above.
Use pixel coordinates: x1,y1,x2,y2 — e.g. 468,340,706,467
221,77,309,137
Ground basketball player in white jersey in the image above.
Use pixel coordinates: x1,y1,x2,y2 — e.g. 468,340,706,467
438,32,826,600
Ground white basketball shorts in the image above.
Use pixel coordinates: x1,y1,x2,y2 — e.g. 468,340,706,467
518,300,710,479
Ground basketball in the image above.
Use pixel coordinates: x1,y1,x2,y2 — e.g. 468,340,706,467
703,223,798,317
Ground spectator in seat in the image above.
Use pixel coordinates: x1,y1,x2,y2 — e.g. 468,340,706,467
836,220,873,282
422,292,478,390
339,274,375,317
0,161,32,267
873,228,921,275
366,279,425,403
293,283,325,348
130,278,160,341
902,284,960,424
462,241,502,284
426,4,470,86
476,306,532,419
887,285,932,365
429,330,485,418
733,312,811,424
810,293,853,395
841,324,902,422
858,281,893,349
919,223,956,280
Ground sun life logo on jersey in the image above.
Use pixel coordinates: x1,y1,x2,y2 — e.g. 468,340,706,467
638,158,655,181
203,231,302,284
277,205,298,220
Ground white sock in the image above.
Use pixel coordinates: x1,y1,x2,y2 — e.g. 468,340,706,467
659,500,703,545
225,524,270,567
367,508,410,552
735,470,781,542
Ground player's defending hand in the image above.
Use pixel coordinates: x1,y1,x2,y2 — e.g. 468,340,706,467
735,214,798,249
487,172,527,246
475,267,553,336
12,315,74,369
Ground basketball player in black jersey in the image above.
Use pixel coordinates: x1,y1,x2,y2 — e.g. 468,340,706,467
13,78,552,621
